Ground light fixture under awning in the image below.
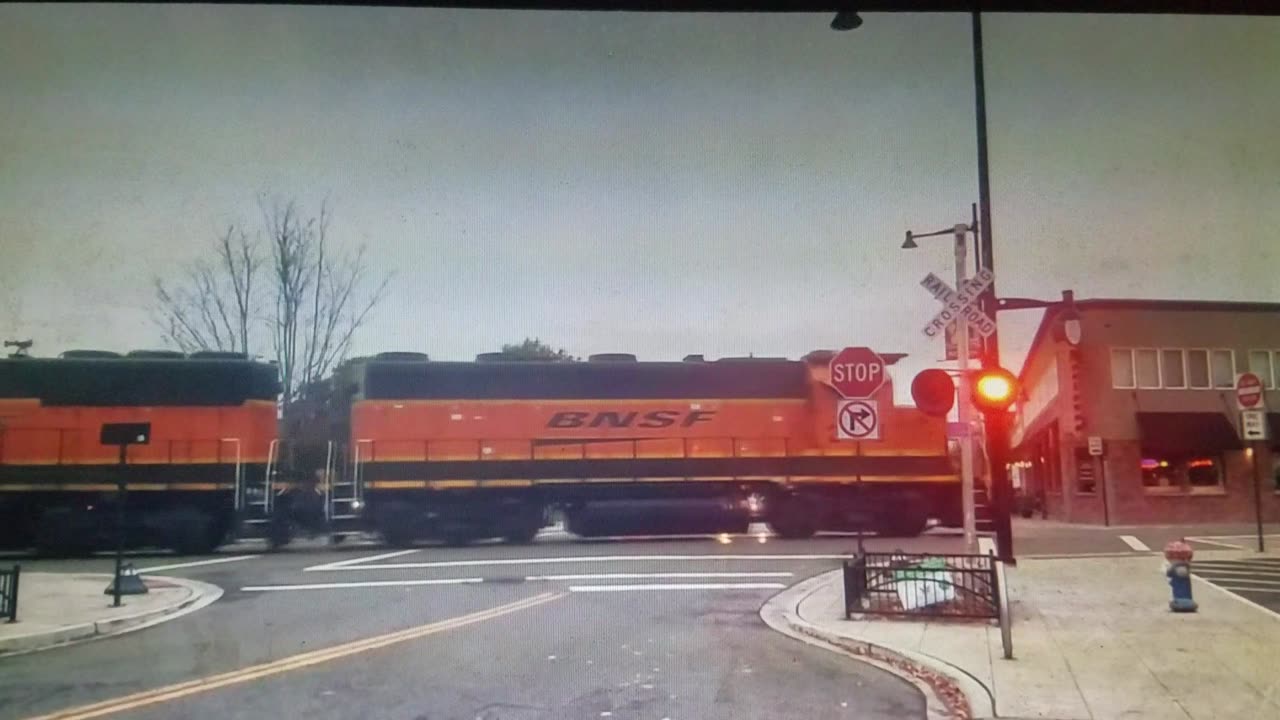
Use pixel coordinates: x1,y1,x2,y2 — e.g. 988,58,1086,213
1136,412,1242,457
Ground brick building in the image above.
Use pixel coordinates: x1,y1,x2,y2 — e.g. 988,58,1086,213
1009,299,1280,525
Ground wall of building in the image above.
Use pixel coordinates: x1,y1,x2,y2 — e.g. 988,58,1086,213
1082,308,1280,441
1013,304,1280,525
1103,441,1279,524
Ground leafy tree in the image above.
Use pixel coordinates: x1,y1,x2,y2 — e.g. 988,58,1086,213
494,338,576,362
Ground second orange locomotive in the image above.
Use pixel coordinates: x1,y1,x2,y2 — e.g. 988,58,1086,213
315,349,960,545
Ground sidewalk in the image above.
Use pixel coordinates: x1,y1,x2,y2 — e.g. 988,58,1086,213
763,551,1280,720
0,572,222,655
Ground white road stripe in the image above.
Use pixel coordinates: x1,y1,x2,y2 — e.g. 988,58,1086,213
1191,575,1280,621
242,577,483,592
527,572,794,581
977,537,995,556
1185,537,1249,549
1187,534,1280,540
302,549,421,572
1119,535,1151,552
1214,586,1280,594
139,555,260,573
1198,577,1280,586
306,553,852,571
1194,568,1280,577
568,582,787,592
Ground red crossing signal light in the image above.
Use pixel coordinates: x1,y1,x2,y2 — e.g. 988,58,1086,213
911,369,956,418
972,367,1018,413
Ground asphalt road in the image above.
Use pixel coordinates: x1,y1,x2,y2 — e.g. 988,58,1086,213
0,530,933,720
5,519,1278,720
1191,555,1280,614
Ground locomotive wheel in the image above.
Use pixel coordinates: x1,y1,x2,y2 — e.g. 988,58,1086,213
378,502,417,548
875,510,929,538
767,495,817,540
503,523,541,545
35,509,95,557
265,514,294,551
164,508,221,555
502,503,545,545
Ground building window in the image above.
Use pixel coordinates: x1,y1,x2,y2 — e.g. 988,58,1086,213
1160,349,1185,388
1141,456,1224,495
1211,349,1235,388
1111,348,1135,388
1185,457,1224,494
1141,458,1180,493
1075,447,1097,495
1135,349,1160,388
1248,350,1275,389
1186,349,1211,389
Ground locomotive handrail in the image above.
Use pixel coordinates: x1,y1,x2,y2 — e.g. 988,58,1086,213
264,438,279,514
323,441,335,522
221,438,243,510
1,427,267,469
352,435,801,462
352,439,373,500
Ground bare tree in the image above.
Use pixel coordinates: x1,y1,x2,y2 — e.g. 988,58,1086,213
261,198,388,414
154,225,259,354
153,197,389,416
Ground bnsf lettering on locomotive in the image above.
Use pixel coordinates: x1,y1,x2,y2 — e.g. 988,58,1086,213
545,409,716,429
682,410,715,427
638,410,678,428
589,412,639,428
547,411,589,428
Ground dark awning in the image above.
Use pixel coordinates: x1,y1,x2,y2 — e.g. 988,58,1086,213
1136,412,1243,457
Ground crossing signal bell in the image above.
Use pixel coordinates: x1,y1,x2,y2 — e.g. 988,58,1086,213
972,367,1018,413
911,369,956,418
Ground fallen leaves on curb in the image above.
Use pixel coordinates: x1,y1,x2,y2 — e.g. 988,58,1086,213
795,624,972,720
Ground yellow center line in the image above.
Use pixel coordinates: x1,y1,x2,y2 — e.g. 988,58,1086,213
23,591,565,720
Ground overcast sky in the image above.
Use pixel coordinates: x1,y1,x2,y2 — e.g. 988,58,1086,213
2,6,1278,399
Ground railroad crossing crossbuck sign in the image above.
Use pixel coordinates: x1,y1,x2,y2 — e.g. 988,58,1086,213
920,269,997,340
837,399,880,440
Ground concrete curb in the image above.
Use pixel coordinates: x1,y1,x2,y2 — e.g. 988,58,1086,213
0,575,222,656
760,569,995,720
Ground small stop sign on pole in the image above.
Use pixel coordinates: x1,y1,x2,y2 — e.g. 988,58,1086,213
830,347,886,399
1236,372,1265,410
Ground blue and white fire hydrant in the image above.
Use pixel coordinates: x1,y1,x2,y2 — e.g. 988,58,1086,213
1164,539,1197,613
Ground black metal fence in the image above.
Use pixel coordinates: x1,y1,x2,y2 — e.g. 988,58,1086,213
0,564,18,623
843,552,999,620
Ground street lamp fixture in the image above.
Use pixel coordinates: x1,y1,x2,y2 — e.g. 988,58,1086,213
901,231,918,250
830,11,863,31
997,290,1081,346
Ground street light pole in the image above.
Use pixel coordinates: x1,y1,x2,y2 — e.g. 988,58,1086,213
904,222,978,552
970,9,1015,564
952,224,977,553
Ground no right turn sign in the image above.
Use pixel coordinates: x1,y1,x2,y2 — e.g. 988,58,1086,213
836,399,880,440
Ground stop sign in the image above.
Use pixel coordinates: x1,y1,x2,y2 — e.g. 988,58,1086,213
1236,372,1264,409
829,347,886,399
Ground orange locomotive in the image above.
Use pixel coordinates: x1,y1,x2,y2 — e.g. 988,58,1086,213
0,351,280,554
326,350,961,545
